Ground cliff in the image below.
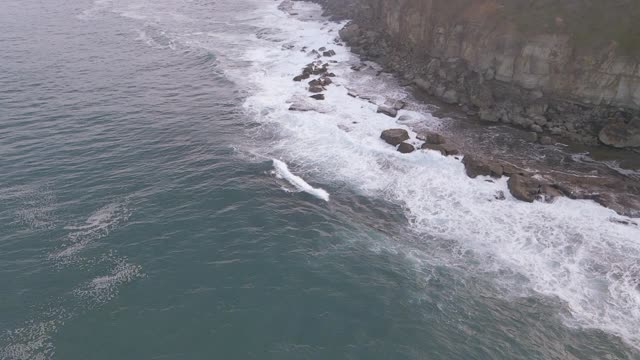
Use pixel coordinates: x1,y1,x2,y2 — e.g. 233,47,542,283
309,0,640,148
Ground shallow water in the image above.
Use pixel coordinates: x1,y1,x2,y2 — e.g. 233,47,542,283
1,0,640,359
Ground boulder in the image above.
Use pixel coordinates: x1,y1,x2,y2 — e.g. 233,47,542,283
539,136,554,145
417,131,446,145
381,129,410,146
377,105,398,118
309,85,324,93
310,94,325,100
397,142,416,154
293,73,310,82
462,155,503,178
421,143,459,156
323,50,337,57
599,118,640,148
339,23,361,43
507,174,542,202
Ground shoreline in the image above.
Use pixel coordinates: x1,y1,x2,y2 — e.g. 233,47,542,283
283,0,640,218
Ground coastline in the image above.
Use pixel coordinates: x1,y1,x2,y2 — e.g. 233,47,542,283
281,0,640,217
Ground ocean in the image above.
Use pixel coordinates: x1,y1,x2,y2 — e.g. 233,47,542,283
1,0,640,359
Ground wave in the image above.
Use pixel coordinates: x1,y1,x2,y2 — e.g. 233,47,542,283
232,0,640,349
273,159,330,201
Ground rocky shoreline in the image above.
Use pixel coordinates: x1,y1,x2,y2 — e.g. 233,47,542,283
280,1,640,218
298,0,640,150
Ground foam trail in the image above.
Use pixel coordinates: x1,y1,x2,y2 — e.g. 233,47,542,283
273,159,330,201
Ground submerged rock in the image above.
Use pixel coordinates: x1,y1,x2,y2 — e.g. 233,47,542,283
308,85,324,93
381,129,410,146
310,94,325,100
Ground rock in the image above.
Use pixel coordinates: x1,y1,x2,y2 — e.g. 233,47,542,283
479,108,499,122
381,129,410,146
310,94,325,100
531,124,543,133
350,63,366,71
421,143,459,156
494,191,506,200
540,136,554,145
414,78,431,92
293,73,310,82
288,103,313,112
318,47,326,52
322,50,337,57
392,100,406,110
507,174,541,202
397,142,416,154
524,132,539,142
338,23,360,43
417,131,446,145
309,85,324,93
347,91,358,98
309,77,332,87
325,72,337,77
599,118,640,148
462,155,503,178
442,89,458,104
377,105,398,118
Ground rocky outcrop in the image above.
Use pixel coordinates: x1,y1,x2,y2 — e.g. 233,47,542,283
307,0,640,148
380,128,410,145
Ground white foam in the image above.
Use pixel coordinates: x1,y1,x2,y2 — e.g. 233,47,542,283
77,0,640,349
230,1,640,349
273,159,330,201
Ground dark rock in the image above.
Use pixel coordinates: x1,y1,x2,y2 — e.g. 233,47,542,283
308,85,324,93
310,94,325,100
421,143,459,156
599,118,640,148
318,47,327,52
397,142,416,154
293,73,310,82
417,131,446,145
540,136,554,145
494,191,506,200
381,129,410,146
325,72,337,77
507,174,541,202
323,50,337,57
524,132,539,142
377,105,398,118
462,155,503,178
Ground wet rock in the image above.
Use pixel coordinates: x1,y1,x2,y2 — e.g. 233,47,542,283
421,143,459,156
351,63,366,71
494,191,506,200
323,50,337,57
540,136,554,145
381,129,410,146
397,142,416,154
462,155,503,178
524,132,539,142
308,85,324,93
310,94,325,100
347,91,358,98
507,174,541,202
417,131,446,145
325,72,337,77
599,118,640,148
309,77,332,87
377,105,398,118
318,47,327,52
293,73,310,82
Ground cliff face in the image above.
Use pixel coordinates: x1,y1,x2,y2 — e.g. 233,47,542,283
311,0,640,148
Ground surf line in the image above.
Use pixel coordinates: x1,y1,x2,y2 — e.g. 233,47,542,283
272,159,330,201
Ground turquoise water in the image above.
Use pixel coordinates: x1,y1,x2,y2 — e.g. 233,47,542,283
2,0,640,359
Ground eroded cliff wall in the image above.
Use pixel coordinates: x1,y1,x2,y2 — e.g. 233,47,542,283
311,0,640,147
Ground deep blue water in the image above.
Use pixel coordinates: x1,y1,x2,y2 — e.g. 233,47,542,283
2,0,640,359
